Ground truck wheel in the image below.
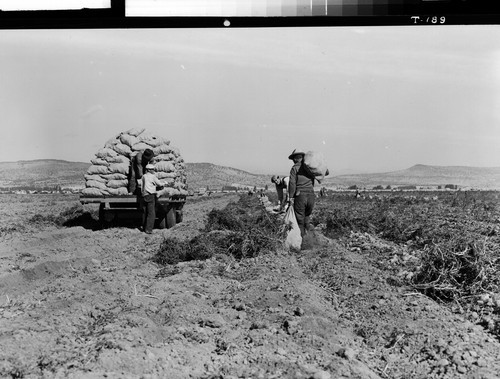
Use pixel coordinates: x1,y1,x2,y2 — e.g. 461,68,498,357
166,207,176,229
176,209,183,223
158,217,166,229
98,204,113,229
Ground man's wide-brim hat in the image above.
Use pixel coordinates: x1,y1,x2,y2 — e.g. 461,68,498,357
288,149,305,160
145,163,155,170
271,175,277,183
143,148,154,161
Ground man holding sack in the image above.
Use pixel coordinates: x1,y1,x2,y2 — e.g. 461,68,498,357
287,149,317,237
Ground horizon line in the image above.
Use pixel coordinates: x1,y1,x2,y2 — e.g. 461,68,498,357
2,158,500,177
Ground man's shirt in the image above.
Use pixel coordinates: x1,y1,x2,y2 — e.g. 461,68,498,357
142,172,162,196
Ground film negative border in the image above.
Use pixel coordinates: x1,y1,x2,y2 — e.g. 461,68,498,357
0,0,499,28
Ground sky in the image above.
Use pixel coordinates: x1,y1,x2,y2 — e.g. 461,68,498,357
1,26,500,175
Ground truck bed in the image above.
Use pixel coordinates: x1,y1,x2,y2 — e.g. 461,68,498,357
80,194,186,205
80,194,186,228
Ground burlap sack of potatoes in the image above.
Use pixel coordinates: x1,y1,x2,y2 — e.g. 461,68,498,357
103,132,122,148
137,132,170,148
131,142,153,152
157,171,177,180
125,127,145,137
87,165,111,176
119,133,139,148
102,173,127,181
170,146,180,157
111,143,132,157
108,163,129,176
107,179,129,189
158,177,175,186
155,153,175,161
157,187,179,197
90,158,110,166
107,187,128,196
107,155,129,164
84,174,107,183
95,147,118,159
86,180,108,190
153,144,174,155
155,161,176,173
82,187,105,197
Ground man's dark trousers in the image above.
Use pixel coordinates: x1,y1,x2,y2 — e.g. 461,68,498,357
294,191,315,236
142,194,156,233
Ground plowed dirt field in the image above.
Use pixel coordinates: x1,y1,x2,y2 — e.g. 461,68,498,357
1,193,500,379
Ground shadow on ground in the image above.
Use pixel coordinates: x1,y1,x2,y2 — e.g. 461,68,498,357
61,212,102,231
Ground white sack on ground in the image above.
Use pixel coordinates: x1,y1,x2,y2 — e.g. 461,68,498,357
304,151,329,183
284,206,302,251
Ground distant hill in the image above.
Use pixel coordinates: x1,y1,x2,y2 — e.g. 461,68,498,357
0,159,270,190
324,164,500,190
2,160,499,191
185,162,269,190
0,160,90,189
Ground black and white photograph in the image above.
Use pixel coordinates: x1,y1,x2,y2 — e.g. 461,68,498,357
1,19,500,378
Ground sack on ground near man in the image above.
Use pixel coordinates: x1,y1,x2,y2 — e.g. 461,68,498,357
304,151,329,183
284,206,302,252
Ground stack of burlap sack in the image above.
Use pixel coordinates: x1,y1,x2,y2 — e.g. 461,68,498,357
81,128,188,197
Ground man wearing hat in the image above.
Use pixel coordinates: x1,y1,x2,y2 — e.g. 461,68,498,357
128,148,155,195
271,175,289,213
141,163,165,234
287,149,316,237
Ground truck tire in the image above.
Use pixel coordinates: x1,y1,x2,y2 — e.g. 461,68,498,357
166,207,176,229
158,217,166,229
176,209,183,223
156,202,167,229
98,204,114,229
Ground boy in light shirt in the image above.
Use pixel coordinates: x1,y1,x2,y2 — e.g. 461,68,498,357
141,163,165,234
